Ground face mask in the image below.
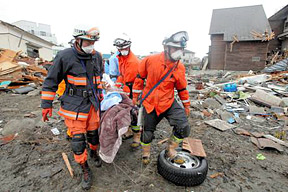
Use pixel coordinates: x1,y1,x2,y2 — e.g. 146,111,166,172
170,50,184,61
120,50,129,56
82,45,94,54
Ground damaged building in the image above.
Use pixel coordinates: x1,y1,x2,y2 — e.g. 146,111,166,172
208,5,272,71
0,20,54,61
268,5,288,52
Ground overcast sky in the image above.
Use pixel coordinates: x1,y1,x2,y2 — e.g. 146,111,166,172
0,0,287,58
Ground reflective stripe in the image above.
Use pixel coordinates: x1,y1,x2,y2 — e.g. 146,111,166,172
58,107,88,120
131,125,140,131
132,89,142,93
181,99,190,103
140,142,151,146
41,91,55,100
115,82,123,85
171,135,183,143
67,75,87,86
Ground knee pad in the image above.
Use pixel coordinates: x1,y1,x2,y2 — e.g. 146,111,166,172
173,125,190,139
140,131,154,144
86,130,99,145
71,133,86,155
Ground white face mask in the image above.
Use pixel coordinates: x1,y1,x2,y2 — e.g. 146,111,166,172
120,50,129,56
170,50,184,61
82,45,94,54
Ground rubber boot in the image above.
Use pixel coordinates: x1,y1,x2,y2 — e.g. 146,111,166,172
89,149,102,167
166,138,185,165
80,161,92,190
141,143,151,165
131,132,141,148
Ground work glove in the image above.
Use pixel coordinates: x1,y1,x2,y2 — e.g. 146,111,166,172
42,108,52,122
184,106,190,117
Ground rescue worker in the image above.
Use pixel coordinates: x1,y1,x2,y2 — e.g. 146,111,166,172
105,49,119,82
41,26,103,190
113,33,141,146
132,31,191,165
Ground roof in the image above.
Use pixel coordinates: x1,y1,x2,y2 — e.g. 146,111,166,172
269,5,288,21
209,5,271,41
0,20,55,46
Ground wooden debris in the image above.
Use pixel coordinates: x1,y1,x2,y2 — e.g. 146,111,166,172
157,138,169,145
62,152,74,178
0,48,50,88
182,138,207,157
230,35,239,52
209,172,224,178
250,29,274,41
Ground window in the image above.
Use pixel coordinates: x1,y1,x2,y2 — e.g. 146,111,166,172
27,45,39,58
252,57,260,62
40,31,46,36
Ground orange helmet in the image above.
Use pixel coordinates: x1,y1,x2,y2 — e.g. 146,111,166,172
73,25,100,41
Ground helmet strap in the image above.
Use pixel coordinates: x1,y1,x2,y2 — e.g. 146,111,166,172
75,39,87,54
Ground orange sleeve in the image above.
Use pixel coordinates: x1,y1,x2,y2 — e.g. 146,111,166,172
115,75,123,88
132,57,148,100
175,64,190,107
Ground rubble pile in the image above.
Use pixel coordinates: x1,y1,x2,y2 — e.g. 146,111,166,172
0,48,50,93
186,70,288,152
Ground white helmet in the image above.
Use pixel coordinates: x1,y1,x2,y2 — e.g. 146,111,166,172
113,33,131,49
73,25,100,41
162,31,189,48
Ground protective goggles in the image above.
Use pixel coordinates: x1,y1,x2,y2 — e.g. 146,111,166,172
113,38,131,48
164,31,189,47
75,29,99,40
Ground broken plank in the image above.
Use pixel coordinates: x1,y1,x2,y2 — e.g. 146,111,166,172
62,152,74,178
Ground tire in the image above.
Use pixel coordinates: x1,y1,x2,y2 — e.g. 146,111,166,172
157,149,208,186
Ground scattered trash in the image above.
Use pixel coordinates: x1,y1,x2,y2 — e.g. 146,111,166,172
256,153,266,160
51,128,60,136
0,133,18,146
223,83,237,92
204,119,236,131
12,86,35,94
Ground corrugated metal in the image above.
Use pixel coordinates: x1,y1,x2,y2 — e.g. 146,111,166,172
262,58,288,73
209,5,272,41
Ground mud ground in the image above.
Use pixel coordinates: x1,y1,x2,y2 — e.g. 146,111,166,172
0,92,287,192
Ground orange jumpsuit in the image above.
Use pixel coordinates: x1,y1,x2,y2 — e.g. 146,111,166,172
115,51,140,98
